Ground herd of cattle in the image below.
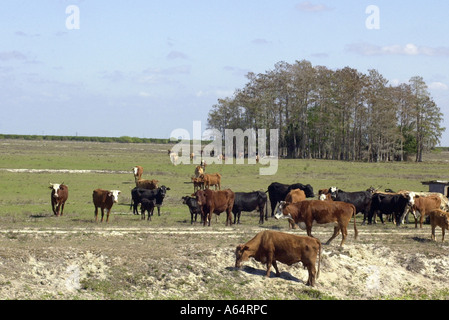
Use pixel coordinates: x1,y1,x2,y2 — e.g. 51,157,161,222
47,164,449,287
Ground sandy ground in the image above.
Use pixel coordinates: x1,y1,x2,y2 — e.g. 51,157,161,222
0,224,448,300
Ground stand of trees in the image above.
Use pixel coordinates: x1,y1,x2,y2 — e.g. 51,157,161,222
207,60,445,162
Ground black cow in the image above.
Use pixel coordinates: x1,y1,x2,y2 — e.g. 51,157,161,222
368,193,410,225
266,182,315,217
233,191,268,224
329,187,372,225
130,186,170,216
182,196,202,224
141,198,155,221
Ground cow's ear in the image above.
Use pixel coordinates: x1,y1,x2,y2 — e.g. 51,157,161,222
166,187,171,190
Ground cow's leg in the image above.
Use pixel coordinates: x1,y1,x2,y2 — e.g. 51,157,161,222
306,263,316,287
431,225,436,241
442,228,445,242
60,203,65,216
94,207,99,222
272,260,281,277
100,208,105,222
325,226,341,245
106,208,111,223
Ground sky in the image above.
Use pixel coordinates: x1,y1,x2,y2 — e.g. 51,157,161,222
1,1,449,146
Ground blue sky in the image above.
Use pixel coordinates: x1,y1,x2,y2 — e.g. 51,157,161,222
1,1,449,146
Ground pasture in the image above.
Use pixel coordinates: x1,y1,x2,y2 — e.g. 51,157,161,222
0,139,449,300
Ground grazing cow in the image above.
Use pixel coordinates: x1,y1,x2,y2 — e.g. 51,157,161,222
182,196,202,224
368,193,410,225
232,191,268,224
194,189,235,226
200,173,221,190
328,187,373,225
140,198,155,221
191,176,204,192
92,189,120,222
429,209,449,242
136,179,159,190
266,182,315,217
194,165,203,178
49,183,69,216
408,192,441,228
132,166,143,182
275,200,357,247
130,186,170,216
235,230,321,286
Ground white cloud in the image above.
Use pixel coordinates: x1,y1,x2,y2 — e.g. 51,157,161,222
167,51,189,60
346,43,449,57
429,82,449,91
296,1,333,12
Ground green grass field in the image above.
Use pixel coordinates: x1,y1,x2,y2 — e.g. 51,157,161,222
0,138,448,228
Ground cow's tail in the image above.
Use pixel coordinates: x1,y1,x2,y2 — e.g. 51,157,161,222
353,205,358,240
316,239,321,280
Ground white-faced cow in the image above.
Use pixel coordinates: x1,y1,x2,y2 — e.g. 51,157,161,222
275,200,358,247
49,183,69,216
92,189,121,222
132,166,143,183
266,182,315,217
235,230,322,286
407,192,443,228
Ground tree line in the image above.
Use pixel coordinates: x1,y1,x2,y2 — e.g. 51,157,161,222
0,134,171,144
207,60,445,162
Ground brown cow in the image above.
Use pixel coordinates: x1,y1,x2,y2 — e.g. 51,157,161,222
275,200,358,247
430,209,449,242
235,230,321,286
284,189,306,229
200,173,221,190
49,183,69,216
409,192,442,228
194,165,203,178
136,179,159,190
92,189,121,222
132,166,143,182
194,188,234,226
191,176,204,192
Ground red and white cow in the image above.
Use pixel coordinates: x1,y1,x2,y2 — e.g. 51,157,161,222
49,183,69,216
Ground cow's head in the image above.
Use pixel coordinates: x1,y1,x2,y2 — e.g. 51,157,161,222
407,192,416,207
235,244,251,268
109,190,121,203
329,186,338,199
319,194,327,201
304,184,315,198
194,190,207,206
274,201,291,220
49,183,63,198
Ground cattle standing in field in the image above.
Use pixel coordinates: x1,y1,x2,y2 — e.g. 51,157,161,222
130,186,170,216
132,166,143,183
194,165,203,178
235,230,321,286
368,193,410,225
194,189,235,226
328,187,373,225
284,189,306,228
232,191,268,224
191,176,204,192
92,189,120,222
266,182,315,217
408,192,442,228
201,173,221,190
140,199,155,221
182,196,202,224
49,183,68,216
135,179,159,190
275,200,357,247
430,209,449,242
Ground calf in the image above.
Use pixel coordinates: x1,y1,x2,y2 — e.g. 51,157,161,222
194,189,235,226
266,182,315,217
275,200,357,247
232,191,268,224
201,173,221,190
284,189,306,228
49,183,69,216
130,186,170,216
191,176,204,192
235,230,321,286
329,187,372,224
140,199,155,221
408,192,442,228
429,209,449,242
136,179,159,190
92,189,120,222
182,196,202,224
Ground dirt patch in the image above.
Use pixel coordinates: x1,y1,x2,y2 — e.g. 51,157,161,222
0,225,448,300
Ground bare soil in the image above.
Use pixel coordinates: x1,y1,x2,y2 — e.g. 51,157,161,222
1,222,448,300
